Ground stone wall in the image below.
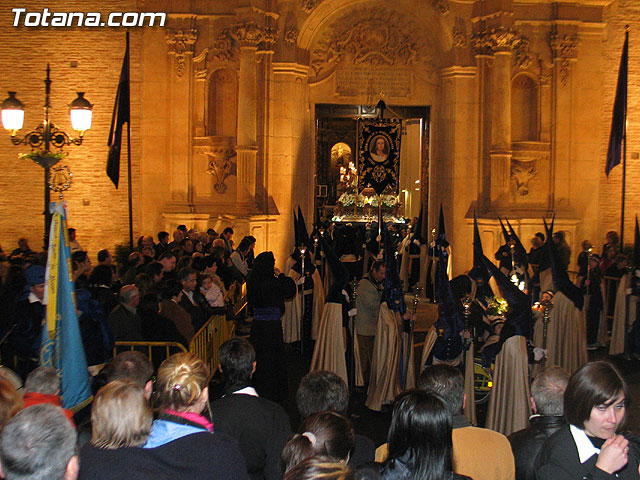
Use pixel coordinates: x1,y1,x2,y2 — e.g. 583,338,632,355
0,1,141,258
601,0,640,248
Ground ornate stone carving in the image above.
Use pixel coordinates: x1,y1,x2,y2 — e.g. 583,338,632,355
212,22,276,61
453,17,468,48
510,159,537,196
193,49,208,80
471,26,531,67
433,0,449,15
550,33,580,86
165,29,198,78
284,26,298,45
204,147,237,194
309,8,434,79
301,0,321,13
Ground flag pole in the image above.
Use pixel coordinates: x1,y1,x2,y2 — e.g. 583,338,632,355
125,31,134,251
621,25,629,248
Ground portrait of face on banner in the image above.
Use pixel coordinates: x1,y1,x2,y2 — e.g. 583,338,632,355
357,119,402,195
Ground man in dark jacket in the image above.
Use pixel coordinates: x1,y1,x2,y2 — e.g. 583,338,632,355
210,337,291,480
508,366,569,480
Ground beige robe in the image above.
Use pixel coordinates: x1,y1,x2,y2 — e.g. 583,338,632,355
309,302,348,385
282,260,325,343
610,273,637,355
366,302,402,411
534,291,587,375
486,335,531,436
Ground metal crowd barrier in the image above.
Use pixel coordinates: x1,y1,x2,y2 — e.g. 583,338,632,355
114,281,244,380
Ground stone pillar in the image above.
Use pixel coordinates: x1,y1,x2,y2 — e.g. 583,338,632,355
489,50,513,204
165,27,197,203
549,26,580,210
193,49,208,138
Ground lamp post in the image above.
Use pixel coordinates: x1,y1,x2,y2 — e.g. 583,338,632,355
1,64,92,248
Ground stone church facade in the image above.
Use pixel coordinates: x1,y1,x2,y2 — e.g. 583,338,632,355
0,0,637,274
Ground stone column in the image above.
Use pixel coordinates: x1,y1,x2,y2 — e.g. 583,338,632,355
233,22,265,205
549,26,580,210
165,27,197,203
193,49,208,138
489,49,513,205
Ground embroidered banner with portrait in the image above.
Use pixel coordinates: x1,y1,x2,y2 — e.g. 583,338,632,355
357,119,402,195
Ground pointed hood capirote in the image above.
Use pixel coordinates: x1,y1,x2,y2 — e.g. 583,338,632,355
382,224,406,314
480,252,532,340
543,215,584,310
436,204,449,248
318,232,349,304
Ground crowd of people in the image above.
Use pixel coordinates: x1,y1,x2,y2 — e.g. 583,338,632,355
0,217,639,479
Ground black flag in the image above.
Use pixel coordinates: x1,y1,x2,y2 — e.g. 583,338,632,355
107,32,130,188
606,30,628,176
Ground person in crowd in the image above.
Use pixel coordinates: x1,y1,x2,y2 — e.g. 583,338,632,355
378,389,471,480
222,227,234,258
584,254,604,350
200,272,225,309
89,264,118,317
177,267,209,331
417,364,515,480
0,379,23,431
10,264,45,379
535,361,640,480
156,231,170,258
134,272,153,297
0,404,78,480
97,249,113,267
139,293,187,352
283,456,353,480
246,251,296,403
296,371,375,467
107,351,155,400
107,285,143,341
143,352,248,477
553,231,572,272
211,337,292,480
77,381,152,479
159,279,195,343
355,260,385,384
121,252,144,286
601,231,620,258
9,237,34,262
23,366,75,427
508,366,569,480
168,229,184,251
576,240,594,287
68,228,83,253
231,237,252,279
281,411,354,475
71,250,91,286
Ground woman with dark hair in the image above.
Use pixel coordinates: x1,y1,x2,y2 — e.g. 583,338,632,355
380,389,471,480
281,411,354,474
284,456,354,480
536,361,640,479
246,251,296,402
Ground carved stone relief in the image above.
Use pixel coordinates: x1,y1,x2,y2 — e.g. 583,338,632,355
301,0,321,13
194,144,237,195
212,21,276,62
453,17,468,48
550,32,580,86
309,8,435,81
284,26,299,45
193,49,209,80
165,29,198,78
471,26,531,68
433,0,449,15
510,159,537,196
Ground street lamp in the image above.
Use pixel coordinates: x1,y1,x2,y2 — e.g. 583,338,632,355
1,64,92,248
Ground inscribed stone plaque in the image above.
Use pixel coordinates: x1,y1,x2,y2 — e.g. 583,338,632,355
335,66,412,97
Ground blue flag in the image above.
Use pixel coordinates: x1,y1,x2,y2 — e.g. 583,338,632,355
606,31,628,176
41,202,92,411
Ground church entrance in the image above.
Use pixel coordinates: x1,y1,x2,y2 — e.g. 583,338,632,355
314,103,430,230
